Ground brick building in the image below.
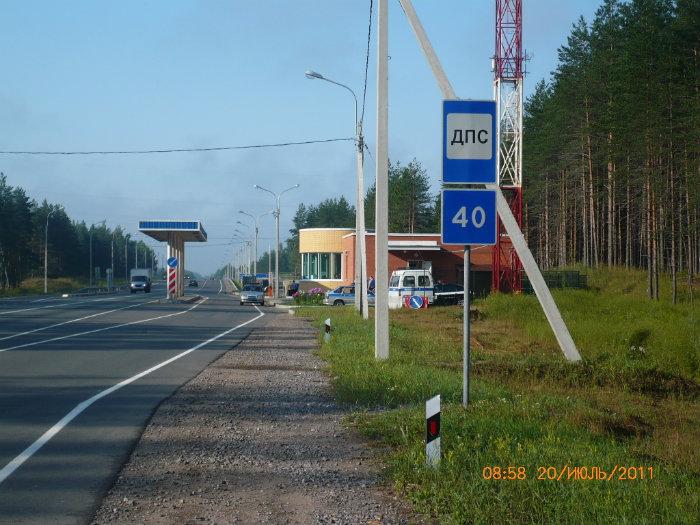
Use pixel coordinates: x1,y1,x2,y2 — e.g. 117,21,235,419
299,228,499,296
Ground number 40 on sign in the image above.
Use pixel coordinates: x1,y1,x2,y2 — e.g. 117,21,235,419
441,189,497,245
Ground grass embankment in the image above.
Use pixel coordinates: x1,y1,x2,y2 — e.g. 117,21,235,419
0,277,131,297
0,277,84,297
297,267,699,524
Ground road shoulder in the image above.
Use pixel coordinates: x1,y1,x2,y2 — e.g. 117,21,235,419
92,308,420,524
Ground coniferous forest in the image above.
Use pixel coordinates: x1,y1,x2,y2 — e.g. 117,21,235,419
0,174,158,289
523,0,699,300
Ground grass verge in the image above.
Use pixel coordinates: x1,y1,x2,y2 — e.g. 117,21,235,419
296,267,699,524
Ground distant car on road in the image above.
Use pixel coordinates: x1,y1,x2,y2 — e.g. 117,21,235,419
324,285,375,306
129,275,151,294
240,284,265,306
433,283,465,305
189,279,198,287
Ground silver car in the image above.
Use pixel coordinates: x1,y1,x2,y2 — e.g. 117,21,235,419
240,284,265,306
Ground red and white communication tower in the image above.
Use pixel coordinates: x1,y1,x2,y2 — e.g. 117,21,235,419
492,0,524,293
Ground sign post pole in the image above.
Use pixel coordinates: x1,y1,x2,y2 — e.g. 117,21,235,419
463,247,470,406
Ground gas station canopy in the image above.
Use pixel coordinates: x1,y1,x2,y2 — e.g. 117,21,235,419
138,220,207,242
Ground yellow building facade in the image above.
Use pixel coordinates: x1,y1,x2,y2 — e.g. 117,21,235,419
298,227,354,291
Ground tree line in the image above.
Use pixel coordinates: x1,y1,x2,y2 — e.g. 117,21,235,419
523,0,699,301
0,175,158,289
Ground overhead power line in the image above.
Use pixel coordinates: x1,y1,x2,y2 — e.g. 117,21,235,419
0,137,354,156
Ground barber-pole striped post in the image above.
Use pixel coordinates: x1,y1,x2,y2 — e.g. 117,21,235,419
166,256,178,300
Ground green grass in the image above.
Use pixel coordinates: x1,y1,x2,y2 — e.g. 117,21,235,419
0,277,85,296
296,267,700,524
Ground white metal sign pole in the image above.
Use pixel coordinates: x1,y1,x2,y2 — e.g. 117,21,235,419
463,247,471,406
399,0,581,362
375,0,389,360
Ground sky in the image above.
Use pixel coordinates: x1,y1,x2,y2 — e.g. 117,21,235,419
0,0,600,275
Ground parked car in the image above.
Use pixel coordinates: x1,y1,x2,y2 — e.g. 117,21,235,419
240,284,265,306
324,285,375,306
129,275,151,293
388,268,434,309
433,283,464,305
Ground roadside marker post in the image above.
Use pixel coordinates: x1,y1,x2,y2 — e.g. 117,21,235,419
167,256,178,301
426,395,441,468
324,318,331,343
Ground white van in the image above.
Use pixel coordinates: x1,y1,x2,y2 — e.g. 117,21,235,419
388,268,434,309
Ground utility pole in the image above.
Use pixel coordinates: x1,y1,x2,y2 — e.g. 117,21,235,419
304,69,368,318
375,0,389,359
254,184,300,298
44,206,63,293
124,234,130,282
89,226,93,287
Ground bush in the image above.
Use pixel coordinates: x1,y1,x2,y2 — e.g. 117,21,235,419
293,287,325,306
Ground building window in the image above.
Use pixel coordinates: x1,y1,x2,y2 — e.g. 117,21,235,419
332,253,342,279
320,253,330,279
301,252,342,280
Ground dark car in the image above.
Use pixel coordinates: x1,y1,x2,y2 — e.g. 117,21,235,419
433,283,464,305
189,279,198,287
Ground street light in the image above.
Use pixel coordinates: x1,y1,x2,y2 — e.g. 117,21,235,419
124,233,130,282
89,220,105,287
254,183,300,298
44,205,64,293
305,69,369,319
238,211,274,277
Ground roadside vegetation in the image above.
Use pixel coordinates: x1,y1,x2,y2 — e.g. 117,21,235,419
0,276,134,297
297,267,699,524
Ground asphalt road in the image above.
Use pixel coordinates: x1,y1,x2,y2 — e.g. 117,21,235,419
0,280,267,524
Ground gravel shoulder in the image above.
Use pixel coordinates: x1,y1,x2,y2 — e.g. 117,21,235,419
92,308,420,525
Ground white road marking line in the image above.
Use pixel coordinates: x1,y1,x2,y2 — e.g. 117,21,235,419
31,297,60,303
0,297,209,353
0,299,159,341
0,296,126,316
218,280,223,294
0,304,264,485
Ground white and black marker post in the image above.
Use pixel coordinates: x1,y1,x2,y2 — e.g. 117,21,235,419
426,395,440,467
324,318,331,343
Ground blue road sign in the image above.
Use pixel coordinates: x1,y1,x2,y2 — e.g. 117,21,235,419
442,100,497,184
167,256,178,268
441,189,497,245
408,296,425,309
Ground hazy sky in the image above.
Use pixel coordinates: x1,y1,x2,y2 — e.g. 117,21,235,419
0,1,599,274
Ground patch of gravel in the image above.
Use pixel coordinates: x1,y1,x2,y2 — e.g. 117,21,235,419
92,309,421,525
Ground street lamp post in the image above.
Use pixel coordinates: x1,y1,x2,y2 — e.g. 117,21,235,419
254,184,300,298
239,211,273,277
44,206,63,293
89,220,105,287
305,69,369,319
124,233,130,282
